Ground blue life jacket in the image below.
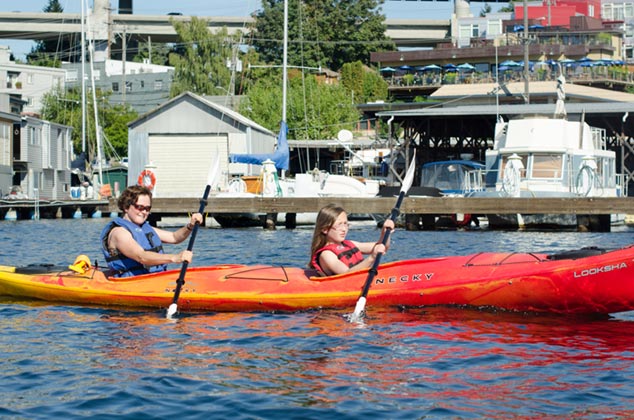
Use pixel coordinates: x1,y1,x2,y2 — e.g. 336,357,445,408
100,217,166,277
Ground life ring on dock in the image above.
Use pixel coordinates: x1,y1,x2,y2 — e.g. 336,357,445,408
451,213,472,228
138,169,157,190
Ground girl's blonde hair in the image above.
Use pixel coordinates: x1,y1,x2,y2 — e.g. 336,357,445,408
309,204,346,267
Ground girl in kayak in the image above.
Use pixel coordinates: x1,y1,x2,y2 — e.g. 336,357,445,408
310,204,394,276
100,185,203,277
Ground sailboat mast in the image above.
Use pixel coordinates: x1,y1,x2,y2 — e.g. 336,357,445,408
282,0,288,123
81,0,86,153
87,9,103,186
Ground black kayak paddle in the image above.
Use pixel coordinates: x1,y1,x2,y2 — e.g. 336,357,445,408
166,155,220,319
349,151,417,322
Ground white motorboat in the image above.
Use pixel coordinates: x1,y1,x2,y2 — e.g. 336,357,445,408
472,110,625,230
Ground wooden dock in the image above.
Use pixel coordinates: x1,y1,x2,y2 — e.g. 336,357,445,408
116,196,634,215
4,196,631,229
0,199,111,220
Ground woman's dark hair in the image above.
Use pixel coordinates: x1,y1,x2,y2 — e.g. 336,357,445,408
117,185,153,211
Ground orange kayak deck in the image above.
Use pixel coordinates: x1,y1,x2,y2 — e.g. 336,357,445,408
1,246,634,315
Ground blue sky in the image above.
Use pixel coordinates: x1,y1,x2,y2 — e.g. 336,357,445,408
4,0,500,59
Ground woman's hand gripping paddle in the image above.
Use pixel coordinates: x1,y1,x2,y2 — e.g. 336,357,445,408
349,151,416,323
166,155,220,319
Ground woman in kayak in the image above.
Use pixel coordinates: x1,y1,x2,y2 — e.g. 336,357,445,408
310,204,394,276
100,185,203,277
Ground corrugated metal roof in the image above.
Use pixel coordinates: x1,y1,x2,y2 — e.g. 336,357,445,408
429,81,634,103
128,91,275,136
378,101,634,118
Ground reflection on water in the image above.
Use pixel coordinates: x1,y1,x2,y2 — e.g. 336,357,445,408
1,219,634,418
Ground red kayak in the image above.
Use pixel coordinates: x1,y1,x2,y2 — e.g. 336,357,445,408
0,246,633,315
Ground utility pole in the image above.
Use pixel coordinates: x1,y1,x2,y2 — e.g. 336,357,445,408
122,27,126,104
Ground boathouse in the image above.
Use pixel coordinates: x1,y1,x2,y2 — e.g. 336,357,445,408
375,83,634,194
127,91,277,198
0,113,73,201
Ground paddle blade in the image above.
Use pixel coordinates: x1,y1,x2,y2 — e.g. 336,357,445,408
400,150,417,194
207,154,221,188
350,296,367,322
166,303,177,318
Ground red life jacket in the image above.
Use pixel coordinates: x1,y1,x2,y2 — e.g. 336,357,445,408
311,240,364,274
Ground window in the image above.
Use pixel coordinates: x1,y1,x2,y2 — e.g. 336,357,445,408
532,154,563,179
610,3,622,18
154,80,163,90
459,24,472,39
66,70,78,82
112,82,119,92
488,20,501,37
125,81,132,92
29,126,41,146
500,154,528,179
0,122,10,166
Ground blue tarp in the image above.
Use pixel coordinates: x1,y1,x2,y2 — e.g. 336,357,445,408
229,121,289,171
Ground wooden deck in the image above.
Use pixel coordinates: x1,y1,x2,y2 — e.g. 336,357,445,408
0,199,111,219
119,196,634,215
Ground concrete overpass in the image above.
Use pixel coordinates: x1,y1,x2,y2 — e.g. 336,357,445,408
0,11,450,51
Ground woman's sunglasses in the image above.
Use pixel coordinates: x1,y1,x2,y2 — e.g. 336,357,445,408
132,203,152,212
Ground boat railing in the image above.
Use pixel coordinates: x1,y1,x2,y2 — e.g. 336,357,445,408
329,159,383,178
617,173,629,197
464,169,486,193
483,167,627,197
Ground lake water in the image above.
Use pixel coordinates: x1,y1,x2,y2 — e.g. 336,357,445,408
1,218,634,419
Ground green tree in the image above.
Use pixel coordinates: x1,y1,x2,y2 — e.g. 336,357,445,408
480,3,492,17
340,61,388,103
361,70,388,102
252,0,396,71
27,0,78,66
239,71,360,140
168,17,238,97
40,87,137,158
133,40,172,66
498,0,518,13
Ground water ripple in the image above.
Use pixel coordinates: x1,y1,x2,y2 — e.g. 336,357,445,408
2,220,634,418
